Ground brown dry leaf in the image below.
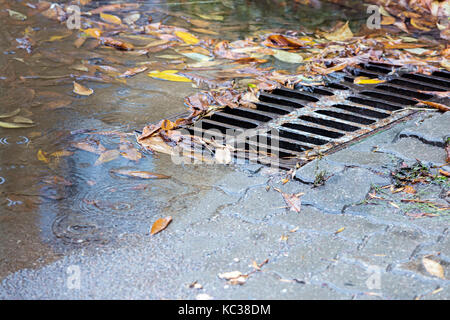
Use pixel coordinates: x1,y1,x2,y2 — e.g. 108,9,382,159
94,150,120,166
422,257,445,279
324,22,353,42
274,188,304,213
218,271,247,285
439,169,450,177
72,140,106,154
111,170,170,179
403,185,416,194
381,16,396,25
263,34,307,49
101,37,134,51
416,99,450,112
119,66,148,78
45,100,72,110
73,81,94,96
151,216,172,235
160,119,175,130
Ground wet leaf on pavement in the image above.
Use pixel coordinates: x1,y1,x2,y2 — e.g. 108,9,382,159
151,216,172,235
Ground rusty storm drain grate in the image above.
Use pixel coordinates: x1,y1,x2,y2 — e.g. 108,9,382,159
157,62,450,170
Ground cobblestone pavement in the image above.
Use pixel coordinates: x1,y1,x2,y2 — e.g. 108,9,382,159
0,111,448,299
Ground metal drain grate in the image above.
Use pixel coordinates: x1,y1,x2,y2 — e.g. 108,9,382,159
183,62,450,169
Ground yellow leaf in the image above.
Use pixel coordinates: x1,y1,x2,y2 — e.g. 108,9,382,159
151,216,172,235
37,150,49,163
50,150,74,157
147,70,191,82
175,31,199,45
334,227,345,235
82,28,102,38
354,77,386,84
73,81,94,96
100,12,122,25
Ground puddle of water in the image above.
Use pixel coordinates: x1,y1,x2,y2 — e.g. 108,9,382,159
0,0,364,278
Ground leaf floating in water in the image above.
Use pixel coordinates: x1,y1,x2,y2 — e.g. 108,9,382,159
101,37,134,51
12,116,34,124
0,121,34,129
151,216,172,235
82,28,102,39
45,100,72,110
94,150,120,166
72,140,106,154
37,149,50,163
73,81,94,96
7,9,27,21
111,170,170,179
272,50,303,64
148,70,192,82
0,108,21,119
119,66,148,78
100,12,122,25
50,150,74,158
324,21,354,41
196,13,224,21
123,13,140,25
175,31,200,45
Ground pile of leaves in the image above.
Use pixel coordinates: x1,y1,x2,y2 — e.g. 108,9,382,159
5,0,449,162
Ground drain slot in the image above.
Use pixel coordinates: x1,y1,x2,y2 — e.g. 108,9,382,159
375,85,433,100
331,104,390,119
259,93,306,108
282,122,345,139
315,110,376,125
299,115,360,132
208,113,258,129
402,73,450,88
360,91,417,105
277,129,329,146
220,107,273,122
271,88,320,102
346,96,403,111
388,79,446,92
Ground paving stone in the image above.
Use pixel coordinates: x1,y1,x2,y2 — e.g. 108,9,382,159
399,112,450,147
295,158,345,183
326,151,397,172
378,137,447,166
299,168,389,214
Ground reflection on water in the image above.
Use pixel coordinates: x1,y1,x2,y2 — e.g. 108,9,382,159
0,0,363,278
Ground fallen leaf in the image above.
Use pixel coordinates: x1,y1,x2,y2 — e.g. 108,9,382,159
272,50,303,64
37,149,49,163
119,66,148,78
175,31,200,45
123,13,140,25
82,28,102,38
151,216,172,235
7,9,27,21
274,188,304,212
0,121,34,129
415,99,450,112
196,13,224,21
148,70,192,82
100,12,122,25
422,257,445,279
101,37,134,51
94,150,120,166
334,227,345,235
191,28,218,35
12,116,33,124
111,170,170,179
45,100,72,110
324,22,353,41
73,82,94,96
354,77,386,84
403,185,416,194
50,150,74,157
0,108,21,119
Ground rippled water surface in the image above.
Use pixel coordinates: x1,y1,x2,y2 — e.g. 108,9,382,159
0,0,364,278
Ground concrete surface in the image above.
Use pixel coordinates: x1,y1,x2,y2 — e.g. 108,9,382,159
0,111,449,300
